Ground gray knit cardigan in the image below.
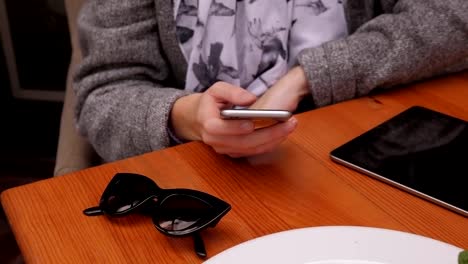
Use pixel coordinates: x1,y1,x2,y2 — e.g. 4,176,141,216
74,0,468,161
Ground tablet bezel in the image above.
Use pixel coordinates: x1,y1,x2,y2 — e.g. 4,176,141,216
330,106,468,217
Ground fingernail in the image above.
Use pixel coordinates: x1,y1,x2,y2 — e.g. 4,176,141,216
286,118,297,132
241,121,254,131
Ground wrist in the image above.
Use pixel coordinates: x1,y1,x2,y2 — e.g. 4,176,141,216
290,66,310,99
170,93,203,141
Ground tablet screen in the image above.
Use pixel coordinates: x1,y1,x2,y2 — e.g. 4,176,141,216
330,106,468,216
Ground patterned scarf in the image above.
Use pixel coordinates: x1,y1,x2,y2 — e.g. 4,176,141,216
174,0,347,96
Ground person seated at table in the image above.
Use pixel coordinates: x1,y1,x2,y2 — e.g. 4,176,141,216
74,0,468,162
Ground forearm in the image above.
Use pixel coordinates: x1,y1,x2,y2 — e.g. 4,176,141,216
298,0,468,107
76,81,189,162
170,93,203,142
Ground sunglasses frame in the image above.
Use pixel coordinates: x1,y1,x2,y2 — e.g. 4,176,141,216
151,190,230,236
83,172,231,258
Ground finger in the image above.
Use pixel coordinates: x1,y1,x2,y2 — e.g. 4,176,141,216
203,118,255,136
226,153,244,158
205,117,297,151
197,82,257,127
207,82,257,106
217,135,288,157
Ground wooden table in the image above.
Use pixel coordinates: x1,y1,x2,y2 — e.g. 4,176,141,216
2,72,468,263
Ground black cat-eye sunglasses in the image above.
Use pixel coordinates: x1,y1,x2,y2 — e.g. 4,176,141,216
83,172,231,258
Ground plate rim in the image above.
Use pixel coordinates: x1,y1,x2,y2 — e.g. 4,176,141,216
204,225,463,263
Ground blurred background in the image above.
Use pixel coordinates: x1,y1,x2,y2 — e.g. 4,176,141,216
0,0,70,262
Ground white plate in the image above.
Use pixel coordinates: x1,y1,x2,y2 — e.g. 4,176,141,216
204,226,463,264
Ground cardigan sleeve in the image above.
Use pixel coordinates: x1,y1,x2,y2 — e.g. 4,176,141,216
74,0,191,162
298,0,468,107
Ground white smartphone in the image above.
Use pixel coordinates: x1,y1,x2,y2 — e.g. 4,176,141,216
220,109,292,122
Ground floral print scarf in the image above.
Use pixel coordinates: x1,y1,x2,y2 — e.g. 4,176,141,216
174,0,347,96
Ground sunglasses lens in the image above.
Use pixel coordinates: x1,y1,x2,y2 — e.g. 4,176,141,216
101,174,158,215
105,193,140,214
156,195,212,233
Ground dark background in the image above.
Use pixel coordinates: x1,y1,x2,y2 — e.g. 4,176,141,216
0,44,63,178
0,39,64,264
0,0,70,262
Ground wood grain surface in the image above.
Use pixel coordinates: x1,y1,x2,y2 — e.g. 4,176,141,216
2,72,468,263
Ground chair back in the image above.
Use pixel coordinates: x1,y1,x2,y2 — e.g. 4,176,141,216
54,0,98,176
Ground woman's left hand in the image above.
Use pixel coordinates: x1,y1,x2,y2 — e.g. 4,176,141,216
250,66,310,111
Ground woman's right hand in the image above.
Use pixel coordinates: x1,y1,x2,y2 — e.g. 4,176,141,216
170,82,297,157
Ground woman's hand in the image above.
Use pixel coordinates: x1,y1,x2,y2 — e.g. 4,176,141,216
170,82,297,157
250,66,310,111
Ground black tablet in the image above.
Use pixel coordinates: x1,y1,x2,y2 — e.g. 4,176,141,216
330,106,468,217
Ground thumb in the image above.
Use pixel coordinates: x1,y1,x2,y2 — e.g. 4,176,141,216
207,82,257,106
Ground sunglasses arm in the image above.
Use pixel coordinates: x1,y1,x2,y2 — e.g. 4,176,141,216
83,206,104,216
193,232,207,258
